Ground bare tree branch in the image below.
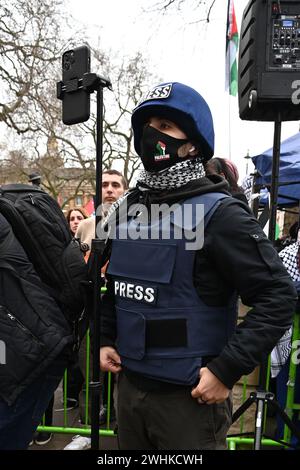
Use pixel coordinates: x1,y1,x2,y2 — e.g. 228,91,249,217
0,0,67,133
0,2,158,193
144,0,217,23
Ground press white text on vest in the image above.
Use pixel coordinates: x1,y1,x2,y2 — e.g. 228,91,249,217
114,281,157,304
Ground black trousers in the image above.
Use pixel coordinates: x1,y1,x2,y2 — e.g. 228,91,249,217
117,372,232,450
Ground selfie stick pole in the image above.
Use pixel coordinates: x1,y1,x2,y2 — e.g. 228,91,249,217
83,74,112,450
57,72,112,450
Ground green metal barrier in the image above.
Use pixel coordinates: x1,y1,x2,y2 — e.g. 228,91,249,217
36,426,114,437
226,437,286,449
283,312,300,444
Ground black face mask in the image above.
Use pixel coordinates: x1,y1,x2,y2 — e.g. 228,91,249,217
140,125,190,172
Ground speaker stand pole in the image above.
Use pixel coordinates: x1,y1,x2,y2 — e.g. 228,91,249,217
268,112,281,243
253,112,282,450
251,114,282,449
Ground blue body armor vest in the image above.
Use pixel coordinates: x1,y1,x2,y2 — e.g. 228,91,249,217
107,192,238,386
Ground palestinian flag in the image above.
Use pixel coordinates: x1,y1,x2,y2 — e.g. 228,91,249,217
226,0,238,96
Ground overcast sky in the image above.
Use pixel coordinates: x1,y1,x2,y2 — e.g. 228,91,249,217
67,0,300,180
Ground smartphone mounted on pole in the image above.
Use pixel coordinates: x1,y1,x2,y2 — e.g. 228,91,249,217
59,45,91,125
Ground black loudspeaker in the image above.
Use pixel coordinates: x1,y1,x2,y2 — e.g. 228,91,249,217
238,0,300,121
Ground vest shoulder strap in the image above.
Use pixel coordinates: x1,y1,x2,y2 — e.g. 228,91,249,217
173,192,230,230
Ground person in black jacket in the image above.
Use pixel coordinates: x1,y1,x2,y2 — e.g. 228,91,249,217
99,82,297,450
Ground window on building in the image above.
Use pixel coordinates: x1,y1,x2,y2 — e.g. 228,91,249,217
75,195,83,206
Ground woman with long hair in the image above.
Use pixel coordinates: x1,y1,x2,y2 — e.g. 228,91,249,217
66,207,88,236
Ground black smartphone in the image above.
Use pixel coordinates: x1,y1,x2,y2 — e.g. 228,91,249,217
62,45,91,125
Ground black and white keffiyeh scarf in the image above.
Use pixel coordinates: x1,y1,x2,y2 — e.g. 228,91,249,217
102,158,206,226
137,157,206,190
271,241,300,377
279,241,300,282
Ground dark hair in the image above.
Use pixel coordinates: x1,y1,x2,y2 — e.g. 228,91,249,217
103,169,128,190
66,207,88,228
205,157,243,195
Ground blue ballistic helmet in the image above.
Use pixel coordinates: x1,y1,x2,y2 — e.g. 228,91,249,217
131,82,214,161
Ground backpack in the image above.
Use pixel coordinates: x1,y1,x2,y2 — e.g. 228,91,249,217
0,184,89,325
0,213,74,405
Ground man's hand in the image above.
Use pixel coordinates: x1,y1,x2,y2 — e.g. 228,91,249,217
100,346,122,374
191,367,230,405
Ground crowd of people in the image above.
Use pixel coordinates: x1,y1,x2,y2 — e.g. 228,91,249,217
0,81,299,451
